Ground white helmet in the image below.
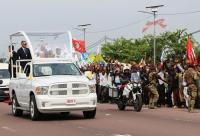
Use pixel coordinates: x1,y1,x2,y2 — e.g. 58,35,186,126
123,66,130,72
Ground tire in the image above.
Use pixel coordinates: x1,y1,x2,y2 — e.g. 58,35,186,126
83,108,96,119
12,94,23,116
30,95,41,121
117,100,126,111
133,94,143,112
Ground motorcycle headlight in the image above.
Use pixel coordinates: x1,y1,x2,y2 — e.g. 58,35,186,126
89,84,96,93
133,83,137,87
35,86,49,95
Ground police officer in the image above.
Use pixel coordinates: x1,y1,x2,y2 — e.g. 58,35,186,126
184,64,198,112
148,65,159,109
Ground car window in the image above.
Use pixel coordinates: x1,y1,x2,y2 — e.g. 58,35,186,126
0,69,10,79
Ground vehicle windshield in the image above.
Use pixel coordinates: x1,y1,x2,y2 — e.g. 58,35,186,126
33,63,81,77
131,72,141,82
0,69,10,79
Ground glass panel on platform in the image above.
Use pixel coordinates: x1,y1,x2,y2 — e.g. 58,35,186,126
27,32,72,59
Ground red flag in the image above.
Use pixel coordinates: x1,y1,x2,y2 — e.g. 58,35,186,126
186,36,196,64
197,52,200,63
72,39,86,53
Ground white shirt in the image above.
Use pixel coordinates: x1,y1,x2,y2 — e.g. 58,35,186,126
99,73,108,86
158,71,164,85
115,75,120,84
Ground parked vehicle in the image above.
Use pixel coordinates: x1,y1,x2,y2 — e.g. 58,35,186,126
0,63,10,102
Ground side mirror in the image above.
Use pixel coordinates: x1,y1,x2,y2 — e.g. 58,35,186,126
17,73,27,79
0,80,3,84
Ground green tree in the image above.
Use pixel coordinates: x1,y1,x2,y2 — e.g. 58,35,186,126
101,29,199,63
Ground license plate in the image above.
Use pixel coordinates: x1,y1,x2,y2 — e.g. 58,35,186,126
66,99,76,105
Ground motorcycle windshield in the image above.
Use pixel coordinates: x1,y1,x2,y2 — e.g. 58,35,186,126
131,72,141,83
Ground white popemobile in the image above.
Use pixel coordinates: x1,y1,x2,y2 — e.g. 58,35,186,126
9,31,97,120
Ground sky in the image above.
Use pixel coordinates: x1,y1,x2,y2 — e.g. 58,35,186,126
0,0,200,57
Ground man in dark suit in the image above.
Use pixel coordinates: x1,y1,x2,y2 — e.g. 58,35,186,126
17,41,32,69
8,45,18,78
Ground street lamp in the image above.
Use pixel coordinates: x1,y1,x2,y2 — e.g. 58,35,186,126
139,5,164,65
77,24,91,45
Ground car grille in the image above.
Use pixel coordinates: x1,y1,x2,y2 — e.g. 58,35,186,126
72,83,87,88
51,84,67,89
0,87,9,91
49,90,67,95
49,84,68,96
49,83,88,96
72,89,88,95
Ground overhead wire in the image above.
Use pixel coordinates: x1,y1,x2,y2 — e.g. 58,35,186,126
158,10,200,16
84,10,200,34
76,10,200,51
86,35,116,50
86,15,153,34
86,37,105,50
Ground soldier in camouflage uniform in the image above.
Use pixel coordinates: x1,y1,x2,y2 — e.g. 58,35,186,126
195,65,200,108
184,65,198,112
148,65,159,109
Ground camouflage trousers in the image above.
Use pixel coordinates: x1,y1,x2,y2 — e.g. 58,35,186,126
197,83,200,97
188,84,197,112
148,84,159,108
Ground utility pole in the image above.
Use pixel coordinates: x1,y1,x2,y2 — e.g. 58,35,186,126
139,5,164,65
77,24,91,45
105,35,107,44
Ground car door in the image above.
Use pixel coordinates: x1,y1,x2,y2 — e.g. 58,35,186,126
21,64,32,108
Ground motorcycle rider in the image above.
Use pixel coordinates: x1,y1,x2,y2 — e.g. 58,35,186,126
120,65,131,96
122,65,131,83
131,65,141,82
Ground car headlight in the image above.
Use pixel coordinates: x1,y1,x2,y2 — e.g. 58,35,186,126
89,84,96,93
35,86,49,95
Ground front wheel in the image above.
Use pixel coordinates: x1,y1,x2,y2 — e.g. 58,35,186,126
133,94,143,112
30,95,41,121
117,100,126,110
83,108,96,119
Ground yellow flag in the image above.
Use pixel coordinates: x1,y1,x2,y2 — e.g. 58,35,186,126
28,74,33,80
94,53,106,64
87,53,95,63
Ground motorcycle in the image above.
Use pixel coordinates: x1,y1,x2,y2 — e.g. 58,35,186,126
117,80,143,112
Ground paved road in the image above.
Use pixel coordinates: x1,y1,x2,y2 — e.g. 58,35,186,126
0,103,200,136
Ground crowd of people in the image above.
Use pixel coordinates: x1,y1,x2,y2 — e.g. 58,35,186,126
81,58,200,112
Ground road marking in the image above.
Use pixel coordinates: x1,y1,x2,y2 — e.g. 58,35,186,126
105,113,111,116
96,133,104,136
78,126,85,129
112,134,132,136
1,126,15,133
